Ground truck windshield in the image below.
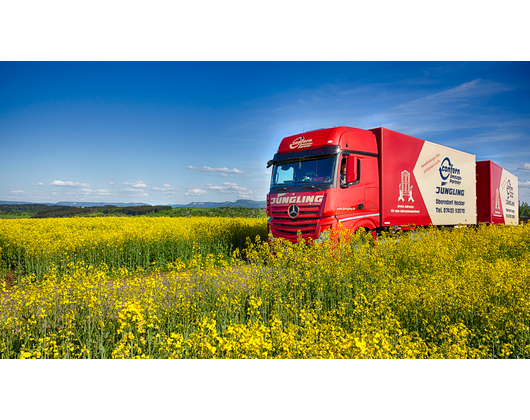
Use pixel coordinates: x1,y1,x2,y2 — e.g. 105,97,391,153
271,156,336,187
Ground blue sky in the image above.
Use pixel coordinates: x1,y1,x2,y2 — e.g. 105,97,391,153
1,61,529,205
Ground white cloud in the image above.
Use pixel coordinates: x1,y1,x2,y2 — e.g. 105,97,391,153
152,185,176,192
122,181,148,188
397,79,513,112
383,79,519,137
188,165,246,174
50,180,91,188
518,163,530,171
108,181,115,185
118,188,149,197
8,190,51,199
152,185,178,196
81,188,116,196
185,188,208,196
520,181,530,188
204,182,253,197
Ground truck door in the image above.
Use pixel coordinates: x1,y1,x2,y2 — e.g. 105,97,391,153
336,153,365,229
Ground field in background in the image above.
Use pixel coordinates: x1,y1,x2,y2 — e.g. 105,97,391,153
0,216,266,280
0,203,267,219
1,218,529,359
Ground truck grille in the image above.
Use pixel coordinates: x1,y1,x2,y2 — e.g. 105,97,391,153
271,205,320,238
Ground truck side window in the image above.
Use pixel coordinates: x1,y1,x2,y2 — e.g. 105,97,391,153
340,156,361,187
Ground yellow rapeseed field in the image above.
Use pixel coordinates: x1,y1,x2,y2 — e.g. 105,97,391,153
1,217,529,359
0,216,265,279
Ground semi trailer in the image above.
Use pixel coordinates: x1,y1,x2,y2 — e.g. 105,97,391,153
266,126,519,242
476,160,519,226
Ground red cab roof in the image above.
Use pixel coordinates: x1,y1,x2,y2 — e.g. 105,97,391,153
277,126,377,154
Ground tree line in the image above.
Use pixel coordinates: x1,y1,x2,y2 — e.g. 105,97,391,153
0,204,171,218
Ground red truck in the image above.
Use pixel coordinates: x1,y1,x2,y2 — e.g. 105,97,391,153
266,126,519,242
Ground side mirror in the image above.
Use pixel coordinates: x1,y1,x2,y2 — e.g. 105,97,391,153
346,156,358,183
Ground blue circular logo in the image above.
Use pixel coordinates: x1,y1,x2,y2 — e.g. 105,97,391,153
439,157,452,181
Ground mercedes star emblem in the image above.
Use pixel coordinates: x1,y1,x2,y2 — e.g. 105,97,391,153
288,204,299,219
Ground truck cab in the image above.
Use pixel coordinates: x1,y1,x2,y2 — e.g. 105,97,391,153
266,127,380,242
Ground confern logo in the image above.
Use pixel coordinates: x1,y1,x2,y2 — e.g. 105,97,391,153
439,157,460,186
436,157,464,196
289,136,313,150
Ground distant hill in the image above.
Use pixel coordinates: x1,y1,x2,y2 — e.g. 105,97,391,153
0,201,38,205
55,201,151,207
0,199,266,208
170,199,266,209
